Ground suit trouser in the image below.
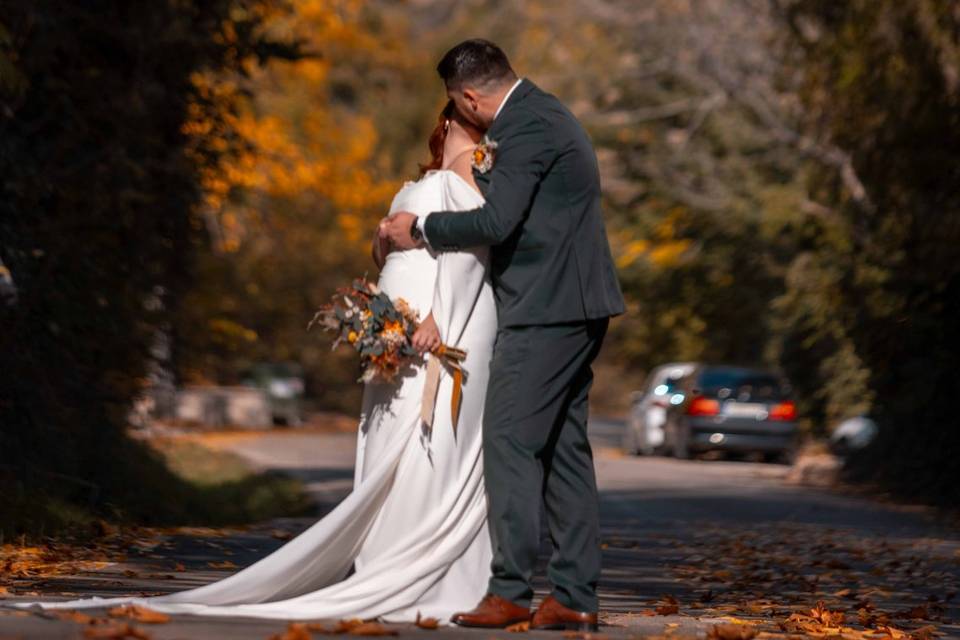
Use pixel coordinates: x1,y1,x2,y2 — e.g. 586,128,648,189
483,317,608,612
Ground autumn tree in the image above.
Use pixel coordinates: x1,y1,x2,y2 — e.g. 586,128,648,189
776,0,960,502
0,0,299,532
171,0,428,411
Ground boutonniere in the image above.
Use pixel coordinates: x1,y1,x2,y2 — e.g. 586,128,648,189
471,135,498,174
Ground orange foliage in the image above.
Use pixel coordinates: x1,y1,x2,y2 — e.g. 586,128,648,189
184,0,401,253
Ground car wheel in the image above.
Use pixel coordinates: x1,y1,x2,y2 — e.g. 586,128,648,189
671,423,690,460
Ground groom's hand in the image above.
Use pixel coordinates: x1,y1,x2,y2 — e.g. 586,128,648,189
378,212,422,250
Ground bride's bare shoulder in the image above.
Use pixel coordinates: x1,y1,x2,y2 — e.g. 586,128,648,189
446,151,480,193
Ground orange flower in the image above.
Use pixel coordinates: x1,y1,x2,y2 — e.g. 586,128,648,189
471,135,498,174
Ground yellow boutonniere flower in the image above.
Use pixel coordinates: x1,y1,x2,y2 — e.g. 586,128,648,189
471,135,498,174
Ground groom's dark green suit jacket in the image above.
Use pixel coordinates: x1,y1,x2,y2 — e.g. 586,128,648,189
424,80,625,327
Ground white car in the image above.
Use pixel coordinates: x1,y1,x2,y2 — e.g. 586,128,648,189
622,362,697,455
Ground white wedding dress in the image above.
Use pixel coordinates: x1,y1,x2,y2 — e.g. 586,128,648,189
25,170,496,622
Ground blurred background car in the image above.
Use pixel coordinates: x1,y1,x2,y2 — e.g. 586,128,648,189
622,362,696,455
663,364,798,463
242,361,305,427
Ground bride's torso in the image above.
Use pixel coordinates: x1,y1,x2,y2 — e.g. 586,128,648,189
377,170,486,321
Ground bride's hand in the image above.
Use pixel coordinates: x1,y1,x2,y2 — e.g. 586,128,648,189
379,211,421,250
372,222,391,269
412,313,442,354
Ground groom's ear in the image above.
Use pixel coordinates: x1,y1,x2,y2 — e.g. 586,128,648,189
461,87,481,113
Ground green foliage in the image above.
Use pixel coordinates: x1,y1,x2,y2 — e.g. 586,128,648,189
166,3,414,413
2,0,955,521
779,0,960,502
0,0,298,528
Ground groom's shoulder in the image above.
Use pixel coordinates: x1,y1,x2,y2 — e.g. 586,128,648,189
516,82,562,113
498,83,565,129
515,82,582,130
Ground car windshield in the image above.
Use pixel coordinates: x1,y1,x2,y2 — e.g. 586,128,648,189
696,368,787,401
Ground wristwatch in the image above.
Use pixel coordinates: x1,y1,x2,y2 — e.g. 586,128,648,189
410,217,423,244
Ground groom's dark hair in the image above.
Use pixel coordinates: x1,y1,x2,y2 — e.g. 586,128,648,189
437,39,516,90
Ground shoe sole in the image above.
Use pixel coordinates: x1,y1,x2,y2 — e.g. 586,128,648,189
531,621,600,632
452,618,531,629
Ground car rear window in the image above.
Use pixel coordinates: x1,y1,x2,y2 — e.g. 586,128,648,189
696,368,788,401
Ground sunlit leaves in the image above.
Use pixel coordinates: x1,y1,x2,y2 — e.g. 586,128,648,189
107,606,171,624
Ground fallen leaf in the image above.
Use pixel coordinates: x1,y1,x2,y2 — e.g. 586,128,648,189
716,617,760,626
810,601,845,626
207,561,238,570
654,596,680,616
174,563,186,572
107,605,170,624
909,625,939,640
414,613,439,630
707,624,757,640
269,622,312,640
506,620,530,632
53,610,95,624
896,605,929,620
83,622,151,639
334,619,365,633
0,586,9,596
860,608,891,627
874,625,910,639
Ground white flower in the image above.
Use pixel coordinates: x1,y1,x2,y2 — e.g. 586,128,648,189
471,135,498,174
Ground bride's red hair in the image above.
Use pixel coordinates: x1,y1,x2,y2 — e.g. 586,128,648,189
419,100,456,176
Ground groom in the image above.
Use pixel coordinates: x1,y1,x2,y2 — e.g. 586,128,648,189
380,39,625,631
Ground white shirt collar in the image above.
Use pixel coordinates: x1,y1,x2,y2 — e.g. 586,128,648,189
493,78,524,121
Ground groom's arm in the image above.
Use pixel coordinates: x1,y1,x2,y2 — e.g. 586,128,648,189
425,111,555,250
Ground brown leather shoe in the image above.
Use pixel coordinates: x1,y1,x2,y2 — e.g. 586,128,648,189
450,593,531,628
531,594,599,631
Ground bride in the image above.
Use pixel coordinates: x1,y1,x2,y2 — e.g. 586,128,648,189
25,102,497,622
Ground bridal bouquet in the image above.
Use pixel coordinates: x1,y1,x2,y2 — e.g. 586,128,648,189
309,278,467,396
309,278,420,383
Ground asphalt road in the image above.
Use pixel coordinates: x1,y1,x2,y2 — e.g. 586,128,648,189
3,419,958,639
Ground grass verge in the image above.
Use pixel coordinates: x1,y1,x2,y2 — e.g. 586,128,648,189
0,434,312,541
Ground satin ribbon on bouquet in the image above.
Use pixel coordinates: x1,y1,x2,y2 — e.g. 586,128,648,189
420,344,468,434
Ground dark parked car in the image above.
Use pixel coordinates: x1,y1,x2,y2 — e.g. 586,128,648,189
663,365,798,463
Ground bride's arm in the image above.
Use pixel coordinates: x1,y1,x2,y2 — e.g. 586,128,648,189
371,226,391,270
